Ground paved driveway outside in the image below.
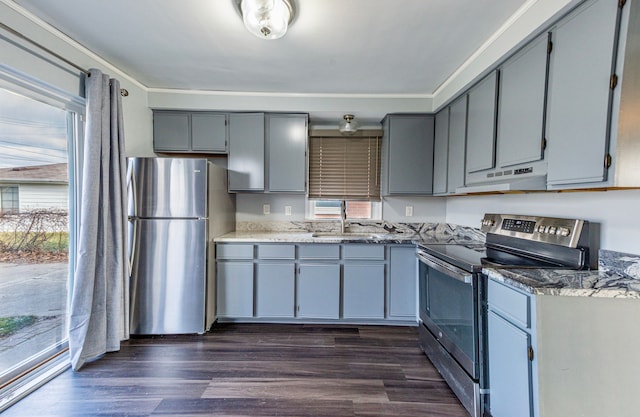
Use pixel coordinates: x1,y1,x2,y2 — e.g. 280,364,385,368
0,262,68,372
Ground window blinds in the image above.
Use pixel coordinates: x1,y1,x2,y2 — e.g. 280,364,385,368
308,131,382,200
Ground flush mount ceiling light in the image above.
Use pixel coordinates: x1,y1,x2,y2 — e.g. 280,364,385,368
339,114,360,136
233,0,296,40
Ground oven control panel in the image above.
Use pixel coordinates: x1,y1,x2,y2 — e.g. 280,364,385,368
480,213,587,248
501,218,536,234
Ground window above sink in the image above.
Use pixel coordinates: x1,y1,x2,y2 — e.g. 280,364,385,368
306,200,382,221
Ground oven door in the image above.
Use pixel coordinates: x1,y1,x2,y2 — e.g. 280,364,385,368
418,250,479,380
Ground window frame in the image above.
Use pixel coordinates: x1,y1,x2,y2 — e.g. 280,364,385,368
307,129,383,201
0,185,19,213
305,199,382,221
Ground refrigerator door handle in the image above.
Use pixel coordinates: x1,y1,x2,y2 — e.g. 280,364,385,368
126,162,138,276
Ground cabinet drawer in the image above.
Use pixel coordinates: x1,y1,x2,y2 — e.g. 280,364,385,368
298,244,340,260
216,244,254,260
343,244,385,260
258,244,295,259
488,279,530,329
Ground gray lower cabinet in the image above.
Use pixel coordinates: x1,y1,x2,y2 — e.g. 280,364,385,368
266,113,308,192
216,261,254,318
381,114,435,195
343,264,385,319
297,264,341,319
546,0,620,187
486,274,640,417
488,310,533,417
487,278,534,417
153,111,227,153
228,113,265,191
388,245,417,319
216,242,417,323
256,263,295,318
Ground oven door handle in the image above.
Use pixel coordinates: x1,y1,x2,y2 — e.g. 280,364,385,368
417,251,473,284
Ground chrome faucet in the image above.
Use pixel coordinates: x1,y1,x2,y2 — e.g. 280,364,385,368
340,200,349,234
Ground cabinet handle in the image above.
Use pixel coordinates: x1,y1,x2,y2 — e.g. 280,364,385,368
528,346,535,361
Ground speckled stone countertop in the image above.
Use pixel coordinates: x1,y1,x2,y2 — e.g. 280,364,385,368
214,221,485,245
484,249,640,299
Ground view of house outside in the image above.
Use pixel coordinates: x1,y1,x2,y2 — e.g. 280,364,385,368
0,87,71,384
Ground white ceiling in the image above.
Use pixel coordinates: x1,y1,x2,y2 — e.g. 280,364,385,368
11,0,529,96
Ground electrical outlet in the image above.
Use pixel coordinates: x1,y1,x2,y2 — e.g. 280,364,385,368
405,205,414,217
263,204,270,215
285,206,292,216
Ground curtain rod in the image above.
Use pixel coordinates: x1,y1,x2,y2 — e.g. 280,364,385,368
0,21,129,97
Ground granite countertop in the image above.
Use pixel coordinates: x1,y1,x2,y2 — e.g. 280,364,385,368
484,249,640,299
215,221,486,245
214,230,476,245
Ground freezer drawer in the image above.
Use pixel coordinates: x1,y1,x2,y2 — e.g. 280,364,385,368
129,218,206,334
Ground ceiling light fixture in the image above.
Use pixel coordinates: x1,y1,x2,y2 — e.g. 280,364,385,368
339,114,360,136
233,0,296,40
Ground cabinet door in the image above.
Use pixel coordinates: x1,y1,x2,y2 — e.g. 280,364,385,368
297,264,340,319
267,114,307,192
228,113,265,191
448,97,467,193
433,108,450,195
192,113,227,152
498,35,548,168
488,310,533,417
466,71,498,174
343,264,385,319
216,262,254,318
383,115,434,195
153,112,190,152
388,246,417,319
256,263,295,318
546,0,619,186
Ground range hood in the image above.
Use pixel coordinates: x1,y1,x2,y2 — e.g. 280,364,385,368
456,174,547,194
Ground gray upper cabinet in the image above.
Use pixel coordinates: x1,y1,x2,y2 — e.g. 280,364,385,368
153,112,190,152
266,113,308,193
497,34,549,168
546,0,620,187
191,113,227,152
228,113,265,192
433,108,450,195
382,114,435,195
465,71,498,175
153,111,227,153
447,96,467,194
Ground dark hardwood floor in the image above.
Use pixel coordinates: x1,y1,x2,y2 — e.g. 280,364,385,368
4,324,468,416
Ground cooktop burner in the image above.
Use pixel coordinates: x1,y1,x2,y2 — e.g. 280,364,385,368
418,243,487,273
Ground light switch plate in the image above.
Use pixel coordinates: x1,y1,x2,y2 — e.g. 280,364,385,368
263,204,270,215
285,206,292,216
405,206,414,217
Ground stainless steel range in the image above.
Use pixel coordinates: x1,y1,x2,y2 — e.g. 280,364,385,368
417,214,597,417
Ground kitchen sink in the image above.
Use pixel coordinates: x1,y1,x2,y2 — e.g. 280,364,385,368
310,232,383,240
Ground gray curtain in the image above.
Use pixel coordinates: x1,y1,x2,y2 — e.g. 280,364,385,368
69,68,128,371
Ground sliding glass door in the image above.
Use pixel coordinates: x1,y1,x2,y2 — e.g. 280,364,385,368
0,85,79,390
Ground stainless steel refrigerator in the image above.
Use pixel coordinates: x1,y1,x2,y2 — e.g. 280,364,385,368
128,157,235,335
